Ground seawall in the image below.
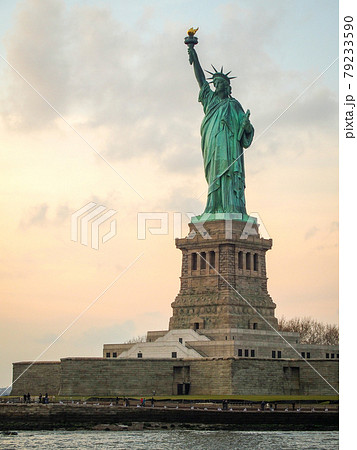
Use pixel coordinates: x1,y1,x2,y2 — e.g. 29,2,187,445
0,404,338,431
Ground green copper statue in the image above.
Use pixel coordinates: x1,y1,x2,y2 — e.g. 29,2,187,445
185,29,254,220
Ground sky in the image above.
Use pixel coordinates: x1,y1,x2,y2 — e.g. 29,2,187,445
0,0,340,387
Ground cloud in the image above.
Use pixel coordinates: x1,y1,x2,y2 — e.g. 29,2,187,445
2,0,71,127
35,317,164,352
329,221,339,233
71,313,169,350
315,243,338,251
73,321,136,347
20,203,48,229
161,188,205,215
19,202,71,229
18,192,125,230
0,0,337,177
275,87,338,132
55,204,72,223
305,226,319,240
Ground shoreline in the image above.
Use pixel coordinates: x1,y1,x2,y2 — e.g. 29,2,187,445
0,404,338,431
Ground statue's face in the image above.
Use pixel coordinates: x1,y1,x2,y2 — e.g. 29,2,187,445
213,77,229,97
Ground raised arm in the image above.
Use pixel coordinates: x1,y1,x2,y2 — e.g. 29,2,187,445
188,47,206,89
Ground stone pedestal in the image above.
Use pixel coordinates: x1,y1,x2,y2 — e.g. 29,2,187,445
169,220,278,331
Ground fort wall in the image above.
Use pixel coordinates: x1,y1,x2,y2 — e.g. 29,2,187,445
11,357,338,397
12,362,61,396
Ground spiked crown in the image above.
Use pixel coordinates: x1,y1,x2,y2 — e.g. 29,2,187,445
206,65,236,84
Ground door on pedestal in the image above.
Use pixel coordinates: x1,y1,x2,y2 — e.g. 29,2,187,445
176,383,190,395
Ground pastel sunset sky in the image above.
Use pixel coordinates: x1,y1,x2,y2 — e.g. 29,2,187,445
0,0,339,387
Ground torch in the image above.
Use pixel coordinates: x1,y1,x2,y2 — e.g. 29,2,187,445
184,27,199,65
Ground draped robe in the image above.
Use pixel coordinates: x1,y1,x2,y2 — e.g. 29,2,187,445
199,81,254,214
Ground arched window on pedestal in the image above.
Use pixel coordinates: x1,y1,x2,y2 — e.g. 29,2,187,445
200,252,206,269
246,252,251,270
209,251,215,268
253,253,258,271
191,253,197,271
238,251,243,269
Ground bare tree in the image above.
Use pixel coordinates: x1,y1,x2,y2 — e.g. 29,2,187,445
124,335,146,344
323,324,340,345
278,316,339,345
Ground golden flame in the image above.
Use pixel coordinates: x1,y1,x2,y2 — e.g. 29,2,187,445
187,27,199,36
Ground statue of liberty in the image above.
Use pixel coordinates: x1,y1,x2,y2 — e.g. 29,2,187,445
185,29,254,220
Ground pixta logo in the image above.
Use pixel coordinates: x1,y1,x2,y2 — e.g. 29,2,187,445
137,212,212,240
71,202,117,250
136,212,270,241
